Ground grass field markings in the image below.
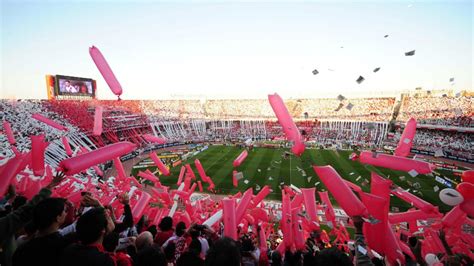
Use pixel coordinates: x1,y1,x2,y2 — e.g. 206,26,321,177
240,148,270,192
131,146,457,212
204,148,243,189
331,150,370,188
258,148,281,194
221,148,262,191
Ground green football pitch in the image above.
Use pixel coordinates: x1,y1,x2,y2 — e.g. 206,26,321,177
132,145,459,213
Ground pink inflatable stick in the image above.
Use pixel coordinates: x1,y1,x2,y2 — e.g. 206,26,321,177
31,135,46,176
442,205,466,228
318,191,336,225
61,136,73,156
194,159,208,181
32,113,67,131
132,191,151,223
178,165,186,181
93,106,103,136
236,188,253,223
59,142,136,175
389,209,442,224
0,154,27,196
344,179,362,193
185,164,196,180
3,121,16,145
281,191,293,248
222,198,237,240
394,118,417,157
313,165,367,216
143,134,166,144
113,157,127,180
370,172,392,214
233,150,248,168
89,46,123,98
359,151,435,174
249,185,271,208
150,152,170,176
391,187,436,213
301,188,319,224
268,93,305,156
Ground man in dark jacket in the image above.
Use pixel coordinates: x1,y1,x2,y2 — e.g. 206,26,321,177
12,198,71,266
0,172,65,266
59,207,115,266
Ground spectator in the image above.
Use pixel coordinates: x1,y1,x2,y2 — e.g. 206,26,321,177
59,207,115,266
154,216,174,246
13,198,69,266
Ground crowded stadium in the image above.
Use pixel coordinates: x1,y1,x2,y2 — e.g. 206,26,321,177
1,1,473,266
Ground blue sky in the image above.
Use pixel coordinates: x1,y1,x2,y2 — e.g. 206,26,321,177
1,0,472,100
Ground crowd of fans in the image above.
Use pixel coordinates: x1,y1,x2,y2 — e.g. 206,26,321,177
398,96,473,128
1,94,473,266
2,177,471,266
389,128,473,161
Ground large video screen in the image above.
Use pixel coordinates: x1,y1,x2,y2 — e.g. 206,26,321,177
55,75,95,97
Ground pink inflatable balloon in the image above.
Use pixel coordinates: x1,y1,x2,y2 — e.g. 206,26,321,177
132,191,151,223
185,164,196,180
361,192,388,255
93,106,103,136
249,185,271,208
178,165,186,181
281,191,293,248
31,135,46,176
344,180,362,193
292,208,305,250
370,172,392,214
301,188,318,224
291,141,305,157
236,188,253,223
394,118,417,157
138,170,159,183
194,159,207,180
177,170,184,186
442,205,467,228
389,209,442,224
222,198,237,240
61,136,73,156
142,134,166,144
290,193,304,209
32,113,67,131
113,157,127,180
391,187,436,213
461,170,474,184
59,142,136,175
150,152,170,176
359,151,435,174
189,182,197,194
268,93,305,156
313,165,367,216
183,175,191,191
92,165,103,176
457,182,474,217
3,121,16,145
89,46,123,98
318,191,336,225
233,150,248,168
232,170,238,187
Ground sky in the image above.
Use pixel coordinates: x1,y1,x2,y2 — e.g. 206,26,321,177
1,0,472,100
